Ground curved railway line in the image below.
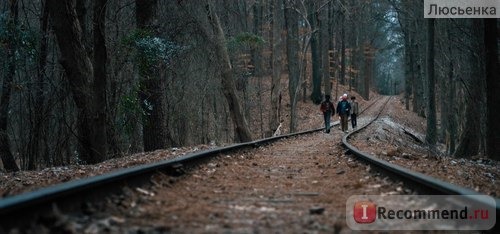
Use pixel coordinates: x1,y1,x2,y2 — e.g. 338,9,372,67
0,96,498,232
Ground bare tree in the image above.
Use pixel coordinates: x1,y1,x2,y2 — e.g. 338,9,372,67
269,0,283,136
454,20,483,158
47,0,107,164
92,0,108,160
284,0,300,133
136,0,169,151
0,0,20,172
201,1,253,142
308,0,322,104
484,18,499,160
425,18,436,146
318,1,331,97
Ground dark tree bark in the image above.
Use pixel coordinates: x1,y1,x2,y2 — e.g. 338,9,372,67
136,0,169,151
76,0,89,49
339,6,346,86
454,95,480,158
0,0,20,172
284,0,300,133
252,0,264,76
425,18,436,146
363,43,373,100
484,18,500,160
308,1,322,104
319,4,330,97
412,16,426,117
27,0,50,169
397,8,412,111
47,0,106,164
446,59,457,154
455,20,482,158
92,0,108,159
327,1,335,95
442,22,456,154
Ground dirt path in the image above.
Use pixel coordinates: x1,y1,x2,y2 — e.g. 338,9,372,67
68,97,411,233
12,96,497,233
99,135,406,233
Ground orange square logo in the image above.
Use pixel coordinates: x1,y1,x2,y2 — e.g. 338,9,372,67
353,201,376,223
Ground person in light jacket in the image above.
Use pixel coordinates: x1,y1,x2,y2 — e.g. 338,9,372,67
336,94,351,133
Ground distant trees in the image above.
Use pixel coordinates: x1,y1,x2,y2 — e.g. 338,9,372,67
393,1,497,159
47,0,107,164
0,0,20,172
1,0,498,171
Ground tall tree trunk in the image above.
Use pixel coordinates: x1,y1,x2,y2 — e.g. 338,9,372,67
339,8,346,86
308,1,321,104
205,1,253,142
363,43,372,100
447,59,457,154
136,0,169,150
319,5,330,97
27,0,50,169
484,18,500,160
47,0,106,164
284,0,300,133
92,0,108,159
425,18,436,146
413,18,426,117
400,13,412,111
328,2,335,97
454,96,480,158
269,0,282,136
0,0,20,172
443,21,456,153
252,0,263,76
455,20,482,158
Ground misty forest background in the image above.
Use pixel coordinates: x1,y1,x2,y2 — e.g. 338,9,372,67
0,0,498,172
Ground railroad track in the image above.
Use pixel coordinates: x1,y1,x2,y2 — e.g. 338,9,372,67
342,96,499,231
0,96,497,231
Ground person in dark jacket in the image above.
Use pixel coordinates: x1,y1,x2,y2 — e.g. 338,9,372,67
349,96,359,128
320,95,335,133
337,94,351,133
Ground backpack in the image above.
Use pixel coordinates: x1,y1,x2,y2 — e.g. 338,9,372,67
339,101,349,114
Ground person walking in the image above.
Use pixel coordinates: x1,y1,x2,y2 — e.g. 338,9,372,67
337,94,351,133
349,96,359,129
320,95,335,133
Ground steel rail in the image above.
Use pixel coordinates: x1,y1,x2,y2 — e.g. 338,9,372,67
8,95,496,231
341,96,500,231
0,96,383,229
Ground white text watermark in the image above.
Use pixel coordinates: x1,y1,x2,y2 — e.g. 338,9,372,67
424,0,500,18
346,195,496,230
